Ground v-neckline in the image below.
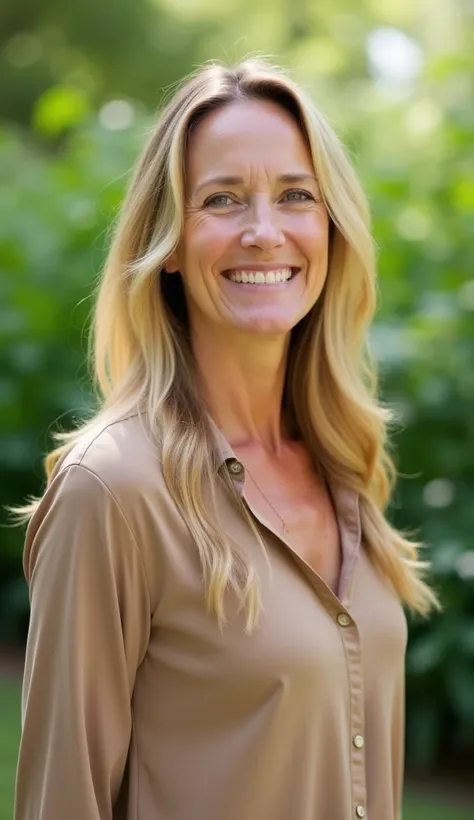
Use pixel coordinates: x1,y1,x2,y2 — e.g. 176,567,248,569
241,484,361,608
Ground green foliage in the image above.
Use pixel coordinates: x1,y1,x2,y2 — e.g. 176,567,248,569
0,680,21,819
403,797,473,820
0,0,215,128
33,86,92,137
353,66,474,773
0,119,143,638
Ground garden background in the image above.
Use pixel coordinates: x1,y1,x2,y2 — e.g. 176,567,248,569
1,0,473,816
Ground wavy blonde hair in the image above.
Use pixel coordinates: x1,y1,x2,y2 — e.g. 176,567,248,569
14,57,439,631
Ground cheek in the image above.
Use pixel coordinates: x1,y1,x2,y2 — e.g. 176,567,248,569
183,217,236,270
299,221,329,271
302,211,329,246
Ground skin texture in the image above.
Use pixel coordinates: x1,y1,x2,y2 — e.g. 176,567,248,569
165,98,340,588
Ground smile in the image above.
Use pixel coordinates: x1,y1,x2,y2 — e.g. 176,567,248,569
223,267,299,285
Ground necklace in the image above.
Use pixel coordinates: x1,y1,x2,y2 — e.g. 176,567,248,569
244,463,290,536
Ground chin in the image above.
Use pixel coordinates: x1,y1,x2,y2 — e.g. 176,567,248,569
230,314,298,335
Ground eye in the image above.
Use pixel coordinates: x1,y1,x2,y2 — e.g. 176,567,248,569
203,193,236,207
281,189,315,202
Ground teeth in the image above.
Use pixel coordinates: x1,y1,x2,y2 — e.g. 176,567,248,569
227,268,294,284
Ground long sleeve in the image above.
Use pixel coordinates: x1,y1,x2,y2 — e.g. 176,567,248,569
15,463,151,820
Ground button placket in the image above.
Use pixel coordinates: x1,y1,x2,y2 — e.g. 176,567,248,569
336,611,367,815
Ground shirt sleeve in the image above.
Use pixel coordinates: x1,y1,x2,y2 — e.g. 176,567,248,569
15,463,151,820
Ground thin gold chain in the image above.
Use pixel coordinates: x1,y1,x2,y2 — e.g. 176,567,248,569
243,463,289,535
243,462,331,549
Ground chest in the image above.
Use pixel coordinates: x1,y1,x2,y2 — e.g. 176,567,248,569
236,450,342,592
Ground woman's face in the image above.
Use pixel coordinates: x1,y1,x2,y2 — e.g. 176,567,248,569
166,98,330,337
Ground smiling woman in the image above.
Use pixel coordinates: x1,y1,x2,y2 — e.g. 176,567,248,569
164,97,330,335
12,58,439,820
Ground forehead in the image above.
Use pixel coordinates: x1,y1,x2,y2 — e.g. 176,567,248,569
185,98,314,184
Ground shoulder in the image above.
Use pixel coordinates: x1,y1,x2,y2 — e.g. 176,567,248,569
58,412,164,495
55,413,175,556
33,412,165,538
27,413,168,604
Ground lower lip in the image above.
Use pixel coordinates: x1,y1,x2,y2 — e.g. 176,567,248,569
221,271,300,291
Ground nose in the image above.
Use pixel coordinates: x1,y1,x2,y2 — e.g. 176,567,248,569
240,199,285,251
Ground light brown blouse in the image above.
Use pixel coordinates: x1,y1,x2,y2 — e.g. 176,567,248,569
15,413,407,820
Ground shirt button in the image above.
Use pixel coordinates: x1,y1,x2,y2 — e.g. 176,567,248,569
228,460,244,475
353,734,364,748
337,613,351,627
355,806,366,818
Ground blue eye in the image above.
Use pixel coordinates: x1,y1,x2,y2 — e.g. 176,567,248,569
282,189,314,202
204,194,235,207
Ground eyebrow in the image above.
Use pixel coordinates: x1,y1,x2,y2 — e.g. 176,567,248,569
194,173,319,194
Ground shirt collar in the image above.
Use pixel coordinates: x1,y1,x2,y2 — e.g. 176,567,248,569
207,413,237,466
207,413,360,524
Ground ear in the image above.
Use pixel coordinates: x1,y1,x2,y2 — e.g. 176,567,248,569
163,251,180,274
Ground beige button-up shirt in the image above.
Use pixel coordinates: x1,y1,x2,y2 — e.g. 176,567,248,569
15,413,407,820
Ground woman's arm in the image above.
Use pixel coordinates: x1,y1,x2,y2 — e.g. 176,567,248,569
15,463,151,820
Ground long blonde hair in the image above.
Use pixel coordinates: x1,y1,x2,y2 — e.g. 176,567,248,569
14,58,439,631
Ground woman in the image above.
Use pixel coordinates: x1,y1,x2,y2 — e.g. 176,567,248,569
14,59,438,820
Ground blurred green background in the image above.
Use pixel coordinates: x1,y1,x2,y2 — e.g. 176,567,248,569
1,0,473,816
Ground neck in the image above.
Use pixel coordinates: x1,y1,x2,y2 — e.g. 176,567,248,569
191,322,290,456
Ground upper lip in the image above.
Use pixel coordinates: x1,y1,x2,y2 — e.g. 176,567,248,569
222,263,301,272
